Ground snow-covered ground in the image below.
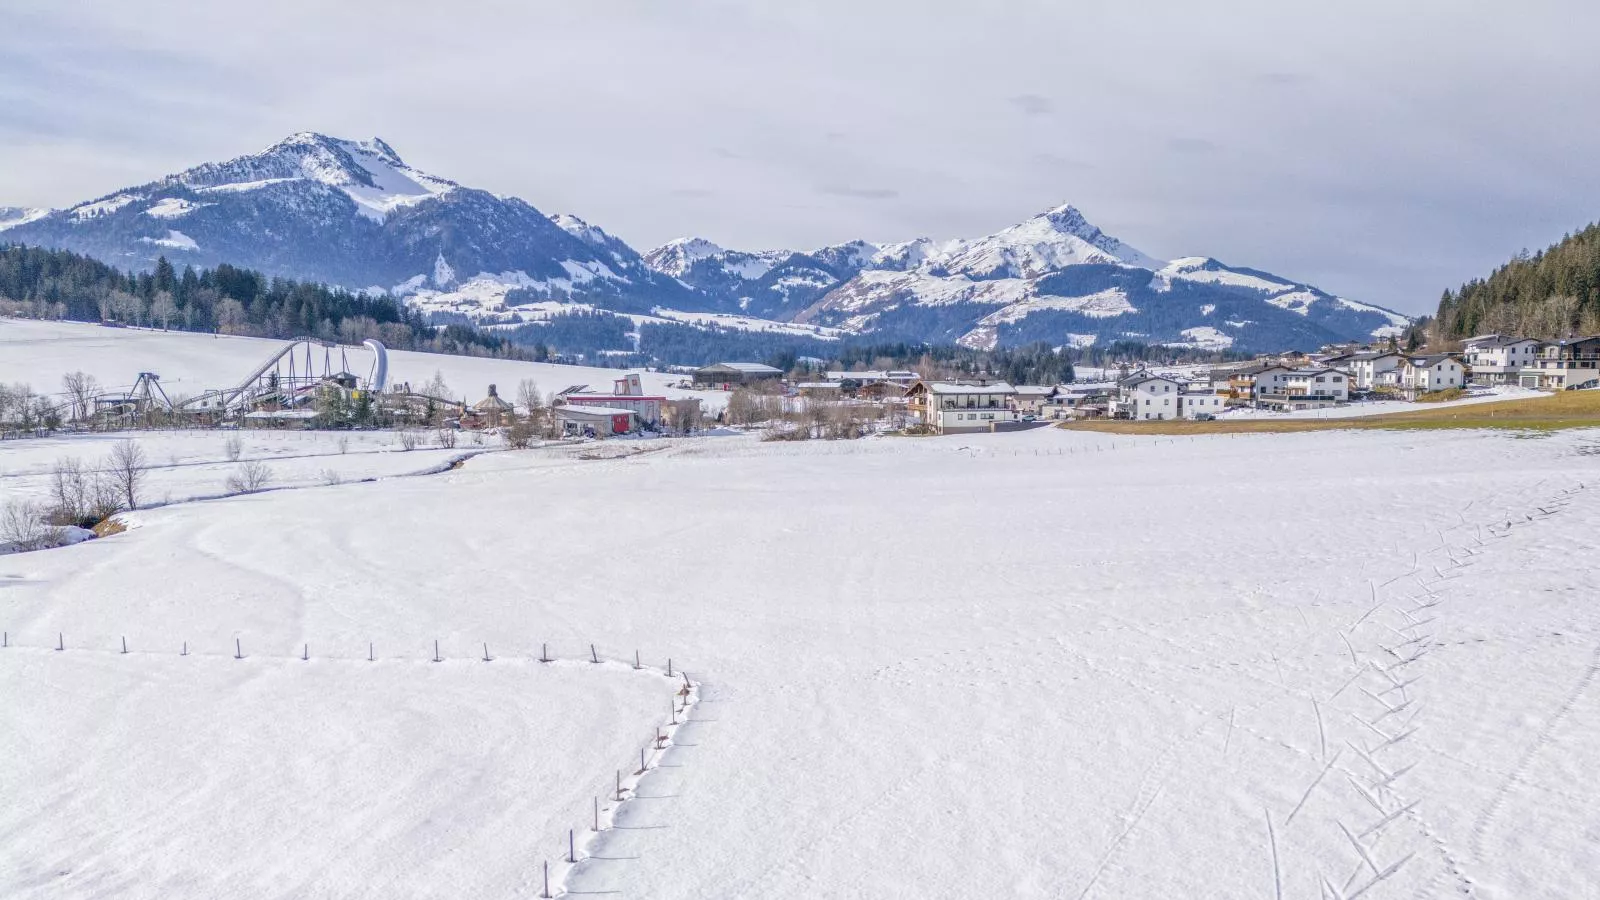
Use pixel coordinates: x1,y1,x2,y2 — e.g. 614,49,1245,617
0,429,480,510
0,318,727,412
5,422,1600,898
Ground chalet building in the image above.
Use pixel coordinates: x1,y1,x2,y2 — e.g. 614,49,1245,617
1462,336,1543,386
857,380,910,401
904,381,1017,434
1220,363,1276,402
692,362,784,389
556,373,664,427
1398,355,1465,396
1526,336,1600,390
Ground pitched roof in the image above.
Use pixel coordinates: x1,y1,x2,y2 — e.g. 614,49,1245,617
701,362,783,374
1407,354,1457,366
924,381,1016,395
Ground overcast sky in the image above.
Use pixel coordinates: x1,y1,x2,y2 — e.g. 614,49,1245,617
4,0,1598,314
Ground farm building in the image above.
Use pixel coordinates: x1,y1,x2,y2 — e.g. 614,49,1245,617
692,362,784,389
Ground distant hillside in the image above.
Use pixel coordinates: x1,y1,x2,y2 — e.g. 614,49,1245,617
0,245,518,358
1434,222,1600,340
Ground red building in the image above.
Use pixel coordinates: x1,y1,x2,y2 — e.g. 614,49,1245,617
556,373,664,427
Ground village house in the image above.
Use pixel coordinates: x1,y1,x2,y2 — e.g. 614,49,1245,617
1344,351,1405,391
1009,385,1057,417
904,381,1017,434
795,381,843,399
1178,384,1226,418
1043,383,1113,419
1255,367,1349,410
1525,336,1600,390
1398,354,1465,396
1462,336,1544,386
556,373,664,427
856,380,910,401
692,362,784,389
824,370,919,385
1212,362,1291,404
1113,372,1184,420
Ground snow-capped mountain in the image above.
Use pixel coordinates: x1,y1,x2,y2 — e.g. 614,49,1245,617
2,132,700,317
4,133,1408,354
647,204,1410,352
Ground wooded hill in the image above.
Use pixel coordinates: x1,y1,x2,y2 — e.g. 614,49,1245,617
1434,222,1600,340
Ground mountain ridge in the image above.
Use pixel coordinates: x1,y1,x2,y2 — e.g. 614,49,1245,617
1,132,1410,354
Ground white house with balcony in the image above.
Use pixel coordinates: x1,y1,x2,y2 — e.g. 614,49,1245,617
1525,336,1600,390
1398,354,1465,396
904,381,1017,433
1254,367,1349,410
1462,336,1543,386
1113,373,1181,420
1343,352,1404,390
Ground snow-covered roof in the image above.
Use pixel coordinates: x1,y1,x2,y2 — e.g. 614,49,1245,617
700,362,783,374
1013,385,1056,396
554,404,637,418
924,381,1016,395
795,382,841,389
1119,372,1181,387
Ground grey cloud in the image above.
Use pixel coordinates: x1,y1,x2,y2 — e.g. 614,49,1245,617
1253,71,1313,88
1166,137,1217,155
817,184,900,201
1008,94,1054,116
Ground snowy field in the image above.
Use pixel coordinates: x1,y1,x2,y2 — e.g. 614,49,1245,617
0,318,727,411
4,415,1600,897
0,429,485,511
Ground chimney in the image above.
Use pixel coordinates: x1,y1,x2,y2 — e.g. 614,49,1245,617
487,384,499,397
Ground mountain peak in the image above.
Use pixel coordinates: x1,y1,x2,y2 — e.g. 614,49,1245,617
642,237,729,278
166,132,456,222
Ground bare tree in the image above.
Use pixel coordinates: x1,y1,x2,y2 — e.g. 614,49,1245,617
397,428,422,451
48,456,92,525
107,439,149,510
150,291,180,330
517,378,544,415
223,434,244,461
224,459,273,494
434,426,458,449
2,500,66,552
61,371,100,424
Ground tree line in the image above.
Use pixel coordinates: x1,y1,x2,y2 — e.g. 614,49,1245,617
0,244,520,358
